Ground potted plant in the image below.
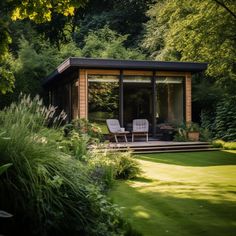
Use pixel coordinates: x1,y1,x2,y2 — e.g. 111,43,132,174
187,122,200,141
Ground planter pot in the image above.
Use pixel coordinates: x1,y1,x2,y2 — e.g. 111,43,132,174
187,131,199,141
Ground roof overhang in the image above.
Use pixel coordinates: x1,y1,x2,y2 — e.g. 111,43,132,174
43,57,208,87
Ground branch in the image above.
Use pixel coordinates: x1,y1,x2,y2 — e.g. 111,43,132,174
213,0,236,19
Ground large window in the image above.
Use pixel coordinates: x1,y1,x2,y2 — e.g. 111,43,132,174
156,77,184,124
87,73,185,134
88,75,119,133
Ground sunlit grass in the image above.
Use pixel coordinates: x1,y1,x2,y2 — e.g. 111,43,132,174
110,151,236,236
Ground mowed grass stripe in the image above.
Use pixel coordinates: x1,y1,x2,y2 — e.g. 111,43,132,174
110,151,236,236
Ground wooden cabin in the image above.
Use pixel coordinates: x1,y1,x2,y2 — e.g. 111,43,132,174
43,57,207,137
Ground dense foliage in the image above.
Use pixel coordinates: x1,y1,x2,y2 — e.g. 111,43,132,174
0,0,235,136
0,96,141,236
0,25,144,109
214,95,236,141
0,0,87,94
143,0,236,90
213,140,236,150
143,0,236,140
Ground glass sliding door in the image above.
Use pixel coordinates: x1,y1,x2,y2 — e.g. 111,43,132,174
156,77,184,124
123,76,152,131
88,75,119,133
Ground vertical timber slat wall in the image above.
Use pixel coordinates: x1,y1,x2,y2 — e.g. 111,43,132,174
185,72,192,124
79,69,88,119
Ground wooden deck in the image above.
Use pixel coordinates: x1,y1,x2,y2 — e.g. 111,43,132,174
93,141,220,153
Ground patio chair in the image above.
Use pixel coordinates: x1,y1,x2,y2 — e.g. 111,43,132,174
132,119,149,142
106,119,129,143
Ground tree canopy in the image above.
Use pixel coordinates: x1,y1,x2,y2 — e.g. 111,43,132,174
0,0,86,94
143,0,236,91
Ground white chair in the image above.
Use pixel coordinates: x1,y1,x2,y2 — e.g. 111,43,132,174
132,119,149,142
106,119,129,143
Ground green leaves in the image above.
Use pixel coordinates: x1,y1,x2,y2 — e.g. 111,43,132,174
82,26,145,60
0,96,123,235
0,0,87,94
11,0,87,23
143,0,236,90
215,95,236,141
0,163,12,175
0,51,15,94
0,67,15,94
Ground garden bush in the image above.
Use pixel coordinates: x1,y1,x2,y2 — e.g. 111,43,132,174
88,148,142,191
212,140,236,150
214,95,236,141
0,96,138,236
62,120,141,190
64,118,104,142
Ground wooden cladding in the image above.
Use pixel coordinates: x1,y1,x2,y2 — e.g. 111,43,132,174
185,73,192,124
123,70,153,76
86,69,120,75
86,69,187,77
156,71,187,77
79,69,88,119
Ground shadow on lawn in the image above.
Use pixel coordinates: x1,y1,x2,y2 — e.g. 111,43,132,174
133,176,154,183
136,151,236,167
113,181,236,236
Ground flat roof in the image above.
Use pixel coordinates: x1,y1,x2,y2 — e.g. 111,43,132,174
43,57,208,86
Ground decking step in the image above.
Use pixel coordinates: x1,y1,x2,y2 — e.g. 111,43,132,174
88,141,220,154
107,144,212,150
90,146,220,154
95,142,211,149
133,148,221,154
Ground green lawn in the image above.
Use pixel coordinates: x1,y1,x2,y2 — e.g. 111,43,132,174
110,151,236,236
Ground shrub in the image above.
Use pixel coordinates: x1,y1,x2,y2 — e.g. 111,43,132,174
114,152,142,180
173,127,188,142
199,128,212,142
200,110,216,138
0,162,13,234
88,148,142,191
60,130,90,161
212,140,236,150
214,95,236,141
0,96,135,236
65,119,104,142
223,142,236,150
212,139,225,148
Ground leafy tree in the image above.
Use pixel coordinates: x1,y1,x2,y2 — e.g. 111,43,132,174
82,26,145,59
74,0,152,48
0,0,86,94
0,36,81,109
143,0,236,91
214,95,236,141
0,54,15,94
31,13,77,49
